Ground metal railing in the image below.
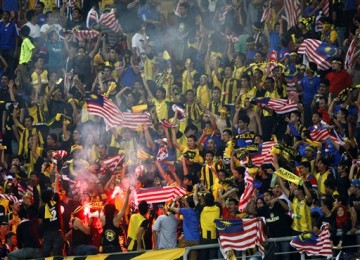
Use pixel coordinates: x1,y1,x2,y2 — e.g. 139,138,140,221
182,229,360,260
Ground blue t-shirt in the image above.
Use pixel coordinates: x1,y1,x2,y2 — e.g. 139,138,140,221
120,64,139,87
2,0,20,11
0,21,18,50
301,75,320,105
269,31,280,55
179,208,200,242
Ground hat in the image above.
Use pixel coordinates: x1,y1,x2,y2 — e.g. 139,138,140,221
4,175,13,181
155,138,167,145
351,179,360,188
289,51,298,57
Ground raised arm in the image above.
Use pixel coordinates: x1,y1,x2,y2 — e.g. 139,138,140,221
114,188,131,226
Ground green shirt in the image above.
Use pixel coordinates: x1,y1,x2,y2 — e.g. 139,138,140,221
19,38,35,64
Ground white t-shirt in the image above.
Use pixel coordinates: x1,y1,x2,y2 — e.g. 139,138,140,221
40,23,63,34
24,22,41,38
131,32,148,55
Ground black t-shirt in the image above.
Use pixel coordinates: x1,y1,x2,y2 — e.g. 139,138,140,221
38,193,62,231
315,213,337,240
261,201,293,238
349,194,360,220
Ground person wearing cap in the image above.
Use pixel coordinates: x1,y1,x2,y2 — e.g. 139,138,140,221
349,178,360,236
325,58,352,96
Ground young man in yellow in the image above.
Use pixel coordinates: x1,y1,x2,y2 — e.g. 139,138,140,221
235,73,257,108
16,26,35,86
200,151,219,198
232,53,246,80
183,89,203,130
210,57,223,88
127,201,149,251
182,58,198,93
278,178,313,235
142,72,169,121
220,65,241,106
12,109,44,162
206,87,224,116
172,127,203,164
193,187,220,260
196,75,211,108
315,158,333,196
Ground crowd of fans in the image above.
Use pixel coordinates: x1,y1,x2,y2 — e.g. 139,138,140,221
0,0,360,259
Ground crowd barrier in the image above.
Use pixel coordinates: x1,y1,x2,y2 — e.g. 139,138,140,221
34,229,360,260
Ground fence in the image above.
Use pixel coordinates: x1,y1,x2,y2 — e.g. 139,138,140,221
34,229,360,259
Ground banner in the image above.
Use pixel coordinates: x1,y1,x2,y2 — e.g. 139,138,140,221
274,167,303,185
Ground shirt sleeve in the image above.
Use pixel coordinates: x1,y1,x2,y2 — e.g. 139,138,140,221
24,38,35,52
152,216,162,231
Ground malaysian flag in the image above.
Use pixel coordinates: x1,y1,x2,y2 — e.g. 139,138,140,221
86,93,152,131
315,12,324,32
284,0,301,29
238,170,255,212
310,128,344,144
251,97,298,114
52,150,68,159
99,10,121,33
0,194,20,203
298,39,339,71
135,186,187,204
290,224,332,257
72,29,100,40
321,0,329,17
251,141,276,166
261,3,272,22
310,128,329,141
345,38,357,70
18,185,33,198
215,218,267,258
102,154,125,173
86,7,99,28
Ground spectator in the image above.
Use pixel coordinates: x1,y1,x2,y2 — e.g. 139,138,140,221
127,200,149,252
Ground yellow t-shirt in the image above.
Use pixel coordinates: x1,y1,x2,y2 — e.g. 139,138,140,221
211,68,223,88
262,89,280,116
31,70,49,91
152,97,169,120
182,69,197,92
100,0,114,8
42,0,55,12
19,38,35,64
233,66,245,80
196,85,211,108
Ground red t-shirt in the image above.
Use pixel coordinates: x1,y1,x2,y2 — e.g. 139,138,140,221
325,70,352,96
